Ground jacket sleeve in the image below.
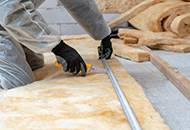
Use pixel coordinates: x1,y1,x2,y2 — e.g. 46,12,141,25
31,0,45,10
59,0,111,40
0,0,61,53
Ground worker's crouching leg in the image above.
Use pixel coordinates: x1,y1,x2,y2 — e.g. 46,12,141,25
0,35,35,90
22,45,44,71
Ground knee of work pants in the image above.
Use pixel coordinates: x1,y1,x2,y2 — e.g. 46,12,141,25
22,45,44,71
0,35,35,90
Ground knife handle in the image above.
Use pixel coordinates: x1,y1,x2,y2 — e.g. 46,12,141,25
55,60,91,70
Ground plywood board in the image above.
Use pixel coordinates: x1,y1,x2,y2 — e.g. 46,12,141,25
95,0,145,13
0,37,169,130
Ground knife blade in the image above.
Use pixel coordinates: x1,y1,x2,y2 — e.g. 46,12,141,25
55,60,107,74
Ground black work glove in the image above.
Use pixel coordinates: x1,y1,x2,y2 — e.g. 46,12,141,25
52,40,87,76
110,28,119,39
99,34,113,59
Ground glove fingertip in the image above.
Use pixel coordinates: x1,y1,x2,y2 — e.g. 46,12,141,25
80,63,87,76
72,65,80,75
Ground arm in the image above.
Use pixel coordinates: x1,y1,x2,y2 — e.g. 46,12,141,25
0,0,61,53
0,0,86,76
59,0,113,59
59,0,111,40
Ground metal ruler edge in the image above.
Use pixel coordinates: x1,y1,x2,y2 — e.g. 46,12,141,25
101,58,141,130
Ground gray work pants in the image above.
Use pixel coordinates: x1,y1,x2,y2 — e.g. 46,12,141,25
0,26,44,90
0,0,45,89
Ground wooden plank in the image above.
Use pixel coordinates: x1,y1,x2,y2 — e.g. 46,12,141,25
140,46,190,101
107,0,165,28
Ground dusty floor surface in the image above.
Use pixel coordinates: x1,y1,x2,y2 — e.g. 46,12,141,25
117,49,190,130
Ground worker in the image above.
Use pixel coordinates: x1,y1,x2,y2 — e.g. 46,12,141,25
0,0,113,89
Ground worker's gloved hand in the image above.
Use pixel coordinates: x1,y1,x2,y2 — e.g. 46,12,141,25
52,40,87,76
99,34,113,59
110,28,119,39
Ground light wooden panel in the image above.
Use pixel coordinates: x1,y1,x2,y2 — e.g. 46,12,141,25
95,0,145,13
0,36,170,130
